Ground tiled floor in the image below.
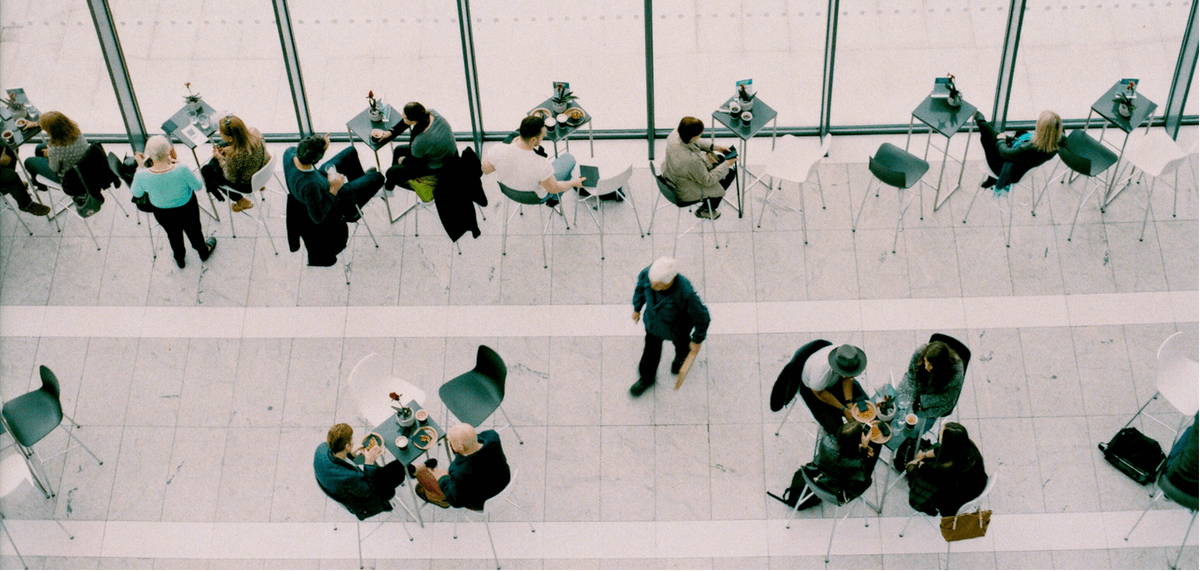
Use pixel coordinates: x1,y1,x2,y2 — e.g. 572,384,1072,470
0,127,1197,571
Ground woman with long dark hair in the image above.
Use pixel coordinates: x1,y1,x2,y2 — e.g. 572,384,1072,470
905,422,988,516
897,340,965,431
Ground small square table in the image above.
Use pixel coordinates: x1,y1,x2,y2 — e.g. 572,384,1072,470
162,99,221,221
711,95,778,217
527,98,594,159
1,89,49,208
906,95,978,214
364,399,445,527
345,105,408,223
1084,80,1159,208
863,382,934,513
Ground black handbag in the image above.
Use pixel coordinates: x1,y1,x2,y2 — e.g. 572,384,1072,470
1099,427,1166,485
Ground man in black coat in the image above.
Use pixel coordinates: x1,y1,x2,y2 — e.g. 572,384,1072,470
313,423,407,520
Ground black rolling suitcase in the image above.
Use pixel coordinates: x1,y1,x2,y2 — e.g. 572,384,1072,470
1098,427,1166,485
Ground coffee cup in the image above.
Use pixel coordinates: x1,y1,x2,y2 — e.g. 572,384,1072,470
741,111,753,126
556,113,569,125
395,436,408,449
1,130,12,143
905,413,918,427
415,409,428,422
729,101,741,115
544,116,557,130
14,118,29,130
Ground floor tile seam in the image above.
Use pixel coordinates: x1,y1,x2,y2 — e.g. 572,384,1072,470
264,339,297,524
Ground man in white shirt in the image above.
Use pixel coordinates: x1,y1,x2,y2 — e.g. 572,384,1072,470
800,344,869,434
481,116,585,205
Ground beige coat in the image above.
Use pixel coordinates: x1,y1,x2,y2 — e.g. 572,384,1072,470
662,130,731,203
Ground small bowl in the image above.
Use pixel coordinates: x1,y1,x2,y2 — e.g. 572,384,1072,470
14,119,30,130
566,108,585,122
370,128,388,140
395,436,408,449
0,130,12,143
905,413,918,427
415,409,428,422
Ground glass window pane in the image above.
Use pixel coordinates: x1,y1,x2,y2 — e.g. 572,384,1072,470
653,0,826,130
471,0,646,133
0,0,124,134
107,0,296,134
289,1,471,139
832,0,1007,126
1184,69,1197,116
1010,1,1191,121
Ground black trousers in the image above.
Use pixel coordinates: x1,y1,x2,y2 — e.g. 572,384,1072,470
699,166,738,212
0,166,32,208
638,331,691,383
372,460,408,501
200,158,250,201
153,194,209,263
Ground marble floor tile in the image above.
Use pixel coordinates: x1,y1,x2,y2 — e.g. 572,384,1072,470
1055,223,1117,295
2,235,59,305
953,225,1013,297
654,425,711,521
600,336,656,427
228,338,291,428
1050,548,1110,570
106,425,172,521
967,328,1032,419
543,426,601,522
599,425,656,522
1033,416,1102,513
195,236,254,306
1155,219,1199,292
546,337,602,427
281,338,344,428
71,337,138,426
704,334,763,425
47,237,106,306
1018,327,1085,418
903,227,962,299
708,423,766,520
123,338,188,428
1105,221,1169,294
245,236,301,307
345,235,402,307
854,228,911,300
161,426,226,522
447,235,501,306
804,229,860,301
550,233,603,305
177,338,240,427
214,426,280,523
498,234,552,305
599,233,654,305
975,417,1045,514
992,550,1055,570
702,231,756,303
269,425,328,523
752,231,808,302
1006,224,1065,296
1071,326,1139,417
96,237,154,306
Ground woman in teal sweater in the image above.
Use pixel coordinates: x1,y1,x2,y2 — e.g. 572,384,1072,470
132,135,216,269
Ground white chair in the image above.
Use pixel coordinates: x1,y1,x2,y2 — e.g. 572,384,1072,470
1123,331,1200,442
573,164,644,260
449,467,535,570
784,466,871,564
1121,129,1191,241
646,161,718,255
499,181,570,269
0,454,74,570
899,472,998,570
221,152,282,255
346,353,427,429
754,134,832,245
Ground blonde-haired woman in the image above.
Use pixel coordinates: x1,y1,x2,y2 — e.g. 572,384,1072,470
24,111,88,186
203,114,270,212
973,110,1063,193
132,135,216,269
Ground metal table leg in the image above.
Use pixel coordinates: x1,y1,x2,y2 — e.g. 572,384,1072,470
589,120,594,158
189,146,219,221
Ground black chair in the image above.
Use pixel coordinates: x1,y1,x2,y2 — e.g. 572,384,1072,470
315,477,413,570
853,143,931,254
771,339,833,436
646,161,719,256
438,345,523,446
1,366,104,498
498,180,568,269
1125,471,1198,570
37,142,126,250
785,466,871,563
1057,130,1119,241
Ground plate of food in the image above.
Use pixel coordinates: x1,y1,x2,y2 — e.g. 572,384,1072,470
361,433,383,451
528,108,552,120
850,400,877,423
565,108,586,124
412,426,438,450
868,420,892,444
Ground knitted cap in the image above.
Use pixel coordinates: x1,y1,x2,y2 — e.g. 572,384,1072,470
648,257,679,284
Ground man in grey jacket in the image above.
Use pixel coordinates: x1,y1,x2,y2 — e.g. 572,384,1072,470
630,257,711,396
662,116,738,219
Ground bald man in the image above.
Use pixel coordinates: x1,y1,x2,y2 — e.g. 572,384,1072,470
414,424,511,510
630,257,711,397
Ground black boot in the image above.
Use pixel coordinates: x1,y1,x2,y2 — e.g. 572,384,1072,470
629,378,655,397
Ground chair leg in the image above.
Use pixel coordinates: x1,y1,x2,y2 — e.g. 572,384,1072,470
815,168,827,210
647,191,662,235
774,401,796,436
852,178,875,232
355,520,364,570
540,208,551,269
799,179,809,245
1067,178,1097,242
485,513,501,570
825,502,850,563
501,200,510,256
61,413,105,466
0,514,28,570
1140,178,1156,242
784,485,813,529
229,202,238,238
1124,490,1163,540
620,186,646,238
898,511,917,537
756,176,776,229
357,207,379,248
54,518,73,540
1171,510,1198,569
0,195,34,236
497,404,524,445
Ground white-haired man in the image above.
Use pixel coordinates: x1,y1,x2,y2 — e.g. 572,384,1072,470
629,257,711,396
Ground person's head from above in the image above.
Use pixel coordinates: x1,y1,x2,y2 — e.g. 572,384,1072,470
143,135,174,166
218,114,255,150
39,111,81,146
326,422,355,457
829,344,867,380
920,341,958,384
1032,110,1062,153
837,420,871,456
447,423,483,456
677,116,704,144
403,102,430,129
934,421,979,470
517,115,546,146
295,134,330,167
648,257,678,290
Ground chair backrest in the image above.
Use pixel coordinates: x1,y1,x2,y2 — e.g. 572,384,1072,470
315,473,372,521
954,471,998,517
869,143,926,190
929,333,972,374
594,164,634,196
648,161,682,206
347,353,398,428
63,143,115,196
1157,471,1199,511
771,339,833,412
473,345,508,400
1156,331,1200,416
497,181,543,206
800,464,854,506
483,466,519,510
39,365,62,400
251,151,282,193
1060,130,1119,177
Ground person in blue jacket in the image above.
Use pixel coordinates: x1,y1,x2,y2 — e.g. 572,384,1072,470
629,257,711,397
313,423,407,520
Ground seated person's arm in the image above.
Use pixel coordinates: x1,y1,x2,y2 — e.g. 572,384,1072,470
996,136,1034,161
297,177,339,223
539,173,584,196
812,388,853,420
480,157,496,175
437,472,459,506
682,153,731,187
